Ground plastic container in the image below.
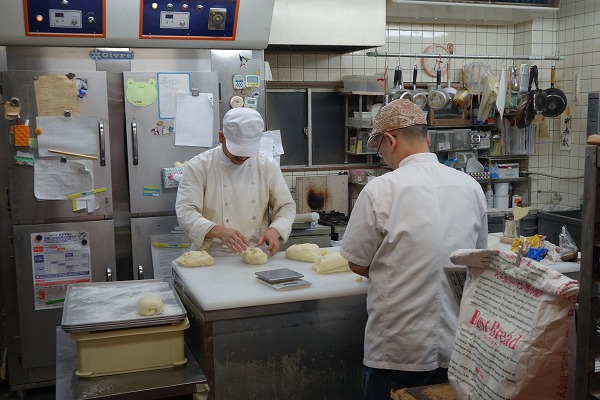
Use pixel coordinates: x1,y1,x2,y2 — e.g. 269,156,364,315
493,195,510,209
485,184,494,209
494,182,510,196
452,129,471,150
349,169,368,184
343,75,368,92
70,318,189,378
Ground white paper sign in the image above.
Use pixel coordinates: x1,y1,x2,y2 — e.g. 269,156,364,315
157,73,191,119
34,159,94,200
36,116,99,157
174,92,214,147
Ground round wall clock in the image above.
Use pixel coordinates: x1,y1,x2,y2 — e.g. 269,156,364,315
422,44,451,77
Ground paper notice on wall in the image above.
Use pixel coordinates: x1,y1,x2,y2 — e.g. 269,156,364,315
448,249,579,400
174,92,214,147
33,74,80,117
34,159,94,200
30,230,92,310
157,73,191,119
36,116,99,157
560,112,572,151
150,234,192,284
260,130,285,157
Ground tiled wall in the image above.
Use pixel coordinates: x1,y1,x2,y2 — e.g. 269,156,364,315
268,0,597,212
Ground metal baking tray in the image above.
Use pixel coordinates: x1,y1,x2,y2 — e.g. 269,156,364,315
61,279,187,333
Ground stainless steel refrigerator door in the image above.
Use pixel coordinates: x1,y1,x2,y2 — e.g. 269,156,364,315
1,70,113,223
131,215,181,280
124,71,219,214
12,220,116,370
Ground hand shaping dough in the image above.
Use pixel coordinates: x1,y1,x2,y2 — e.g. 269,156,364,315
241,248,268,265
137,294,164,316
312,252,351,274
175,250,214,267
285,243,328,263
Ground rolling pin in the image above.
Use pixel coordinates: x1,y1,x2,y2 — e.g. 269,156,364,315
294,212,320,223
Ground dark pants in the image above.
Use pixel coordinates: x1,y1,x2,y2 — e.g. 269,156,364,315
361,365,449,400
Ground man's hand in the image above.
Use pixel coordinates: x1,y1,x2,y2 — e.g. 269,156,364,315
257,228,282,256
207,226,250,254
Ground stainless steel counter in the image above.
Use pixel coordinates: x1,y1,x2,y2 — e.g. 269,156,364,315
173,264,367,400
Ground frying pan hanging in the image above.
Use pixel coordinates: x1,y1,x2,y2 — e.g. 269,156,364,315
531,65,547,115
543,66,567,118
428,67,449,110
516,66,535,129
411,65,428,109
393,67,414,102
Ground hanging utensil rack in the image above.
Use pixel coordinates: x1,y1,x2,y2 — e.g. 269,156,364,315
367,51,565,61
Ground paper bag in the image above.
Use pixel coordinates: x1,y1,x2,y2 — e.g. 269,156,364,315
448,249,578,400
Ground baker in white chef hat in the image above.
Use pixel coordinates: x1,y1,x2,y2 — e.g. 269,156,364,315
176,105,296,257
219,107,265,163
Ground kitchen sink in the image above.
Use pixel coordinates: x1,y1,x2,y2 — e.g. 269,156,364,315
537,208,582,248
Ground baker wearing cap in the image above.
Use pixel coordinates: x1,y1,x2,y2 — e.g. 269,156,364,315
176,108,296,256
339,99,488,398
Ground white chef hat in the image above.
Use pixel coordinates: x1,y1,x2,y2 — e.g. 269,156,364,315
222,108,265,157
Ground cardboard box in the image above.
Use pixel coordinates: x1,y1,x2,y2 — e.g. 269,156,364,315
498,163,519,179
71,318,189,378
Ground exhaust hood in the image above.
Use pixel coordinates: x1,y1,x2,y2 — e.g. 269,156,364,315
267,0,386,53
387,0,560,25
0,0,275,49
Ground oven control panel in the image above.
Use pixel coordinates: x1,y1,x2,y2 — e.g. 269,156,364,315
24,0,105,37
140,0,238,41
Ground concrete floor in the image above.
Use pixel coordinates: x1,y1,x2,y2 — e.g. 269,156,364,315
0,380,209,399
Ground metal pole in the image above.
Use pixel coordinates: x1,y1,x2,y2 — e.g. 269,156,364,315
366,51,565,61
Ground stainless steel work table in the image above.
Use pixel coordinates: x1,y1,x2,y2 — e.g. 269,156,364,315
55,327,206,399
172,247,369,400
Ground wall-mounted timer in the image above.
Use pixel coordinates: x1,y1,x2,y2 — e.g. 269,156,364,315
233,74,245,90
245,75,260,88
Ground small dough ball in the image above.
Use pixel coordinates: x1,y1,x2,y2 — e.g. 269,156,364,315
173,161,184,168
241,248,268,265
285,243,328,263
312,252,350,274
175,250,214,267
137,295,164,316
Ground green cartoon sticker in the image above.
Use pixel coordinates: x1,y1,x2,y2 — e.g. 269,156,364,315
126,78,158,106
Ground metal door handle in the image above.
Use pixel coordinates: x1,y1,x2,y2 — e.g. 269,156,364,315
98,122,106,166
106,267,113,282
131,121,138,166
138,265,144,280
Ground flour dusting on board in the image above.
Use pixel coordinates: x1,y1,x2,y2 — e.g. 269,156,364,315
61,280,186,332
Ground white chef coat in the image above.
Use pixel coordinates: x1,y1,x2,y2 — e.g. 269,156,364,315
175,146,296,251
339,152,488,372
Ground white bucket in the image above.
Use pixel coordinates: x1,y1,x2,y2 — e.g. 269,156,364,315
493,195,510,209
494,182,510,196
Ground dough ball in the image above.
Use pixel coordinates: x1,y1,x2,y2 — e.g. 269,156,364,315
285,243,328,263
137,294,164,316
312,252,350,274
241,248,268,265
175,250,214,267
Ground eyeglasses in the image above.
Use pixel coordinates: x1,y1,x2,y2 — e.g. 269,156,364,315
373,130,398,157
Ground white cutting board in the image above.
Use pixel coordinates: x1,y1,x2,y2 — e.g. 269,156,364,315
172,247,368,311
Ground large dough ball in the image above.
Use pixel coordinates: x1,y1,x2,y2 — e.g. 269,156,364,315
312,252,350,274
137,294,164,316
285,243,328,263
241,248,268,265
175,250,214,267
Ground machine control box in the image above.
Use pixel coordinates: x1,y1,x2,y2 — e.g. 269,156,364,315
24,0,105,37
140,0,238,41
